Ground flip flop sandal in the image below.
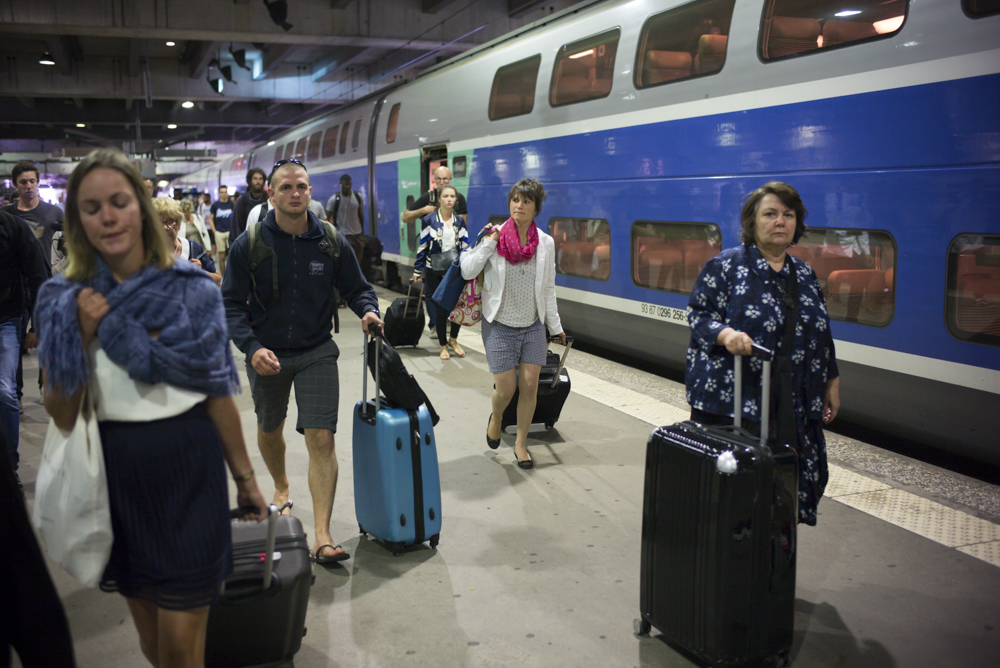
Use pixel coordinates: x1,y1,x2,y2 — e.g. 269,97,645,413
312,544,350,564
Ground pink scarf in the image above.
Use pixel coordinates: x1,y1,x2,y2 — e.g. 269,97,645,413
496,217,539,265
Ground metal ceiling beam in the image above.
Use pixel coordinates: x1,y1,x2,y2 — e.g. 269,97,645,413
422,0,465,14
184,41,219,79
259,44,295,79
6,23,477,54
312,46,387,83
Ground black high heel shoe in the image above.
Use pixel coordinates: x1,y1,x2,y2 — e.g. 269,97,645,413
487,414,501,449
514,448,533,469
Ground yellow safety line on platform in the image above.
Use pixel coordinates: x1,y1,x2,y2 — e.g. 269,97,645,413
376,297,1000,567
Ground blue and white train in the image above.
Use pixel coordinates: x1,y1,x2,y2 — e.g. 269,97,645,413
174,0,1000,464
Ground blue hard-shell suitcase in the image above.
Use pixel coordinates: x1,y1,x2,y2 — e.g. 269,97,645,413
352,326,442,556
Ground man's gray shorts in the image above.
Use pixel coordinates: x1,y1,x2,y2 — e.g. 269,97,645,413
245,339,340,434
481,318,546,374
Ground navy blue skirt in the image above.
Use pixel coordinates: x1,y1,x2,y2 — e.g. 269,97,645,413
98,402,231,610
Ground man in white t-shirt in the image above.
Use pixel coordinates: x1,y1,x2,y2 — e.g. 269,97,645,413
326,174,370,281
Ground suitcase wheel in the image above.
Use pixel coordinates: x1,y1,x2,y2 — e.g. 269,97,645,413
359,524,367,537
633,618,651,637
545,422,553,430
385,540,406,557
429,534,440,549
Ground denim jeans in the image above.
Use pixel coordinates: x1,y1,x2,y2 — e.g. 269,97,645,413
0,319,20,470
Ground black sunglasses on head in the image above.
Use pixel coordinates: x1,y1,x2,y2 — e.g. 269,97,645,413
272,158,306,170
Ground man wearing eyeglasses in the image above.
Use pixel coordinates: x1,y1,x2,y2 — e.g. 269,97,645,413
222,158,383,565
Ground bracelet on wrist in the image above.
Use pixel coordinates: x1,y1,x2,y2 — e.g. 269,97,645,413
233,469,254,483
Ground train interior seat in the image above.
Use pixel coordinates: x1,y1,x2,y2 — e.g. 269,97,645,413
809,254,856,287
884,266,894,296
693,35,728,75
787,246,812,262
635,237,683,290
491,94,524,118
555,58,594,104
826,269,886,322
644,50,692,86
767,16,821,58
954,254,1000,335
678,240,716,292
822,19,878,47
558,240,597,277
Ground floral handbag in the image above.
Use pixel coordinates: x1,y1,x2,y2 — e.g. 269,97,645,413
449,274,483,326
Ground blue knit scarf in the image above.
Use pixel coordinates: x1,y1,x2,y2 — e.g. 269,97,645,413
35,257,240,398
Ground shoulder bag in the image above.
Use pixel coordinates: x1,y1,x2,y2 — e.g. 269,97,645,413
33,381,114,587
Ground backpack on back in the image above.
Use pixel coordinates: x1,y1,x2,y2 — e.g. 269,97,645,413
246,217,342,332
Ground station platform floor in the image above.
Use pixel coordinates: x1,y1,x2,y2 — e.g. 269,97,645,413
11,286,1000,668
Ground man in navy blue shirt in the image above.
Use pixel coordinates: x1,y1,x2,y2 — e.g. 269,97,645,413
209,185,235,276
223,160,383,565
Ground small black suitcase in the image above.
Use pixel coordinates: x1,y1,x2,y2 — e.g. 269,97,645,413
205,508,313,668
383,283,425,348
502,336,573,432
634,346,798,668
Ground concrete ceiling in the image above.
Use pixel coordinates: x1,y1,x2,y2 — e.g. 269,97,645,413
0,0,576,160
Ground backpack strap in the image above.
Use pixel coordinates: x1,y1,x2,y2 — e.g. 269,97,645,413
319,220,342,334
246,219,277,329
331,192,341,224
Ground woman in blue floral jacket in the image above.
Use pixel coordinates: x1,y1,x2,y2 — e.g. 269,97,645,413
686,182,840,525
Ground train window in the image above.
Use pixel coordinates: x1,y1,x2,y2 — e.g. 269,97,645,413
294,138,307,161
339,121,350,154
283,142,295,161
273,147,283,165
352,118,363,151
945,234,1000,347
963,0,1000,17
490,55,541,120
794,229,896,327
386,103,401,143
307,131,322,163
760,0,908,60
631,222,721,295
549,218,611,281
322,126,339,159
488,215,509,227
550,28,620,107
634,0,735,89
452,156,467,179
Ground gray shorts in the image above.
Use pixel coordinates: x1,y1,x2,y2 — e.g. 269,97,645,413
481,318,546,374
245,339,340,434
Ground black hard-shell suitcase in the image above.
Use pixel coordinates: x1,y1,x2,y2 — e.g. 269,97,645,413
383,283,425,347
635,346,798,668
502,336,573,432
205,508,313,668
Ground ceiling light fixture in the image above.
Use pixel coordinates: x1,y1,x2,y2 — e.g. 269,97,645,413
167,124,178,129
75,123,85,128
39,52,55,65
166,41,176,47
182,100,195,109
263,0,293,31
267,141,275,146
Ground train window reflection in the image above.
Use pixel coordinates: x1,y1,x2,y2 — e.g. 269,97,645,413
386,104,401,143
283,142,294,161
550,29,620,107
273,147,282,165
795,229,896,327
307,131,322,162
946,234,1000,347
294,138,307,161
322,126,339,159
760,0,908,61
490,55,541,120
352,119,363,152
635,0,735,89
549,218,611,281
339,122,350,154
631,222,721,295
963,0,1000,17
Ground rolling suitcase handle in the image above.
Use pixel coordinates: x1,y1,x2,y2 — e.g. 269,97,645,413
733,343,773,447
546,335,574,389
226,504,280,594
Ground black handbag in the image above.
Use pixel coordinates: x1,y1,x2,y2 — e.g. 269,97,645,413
429,248,458,273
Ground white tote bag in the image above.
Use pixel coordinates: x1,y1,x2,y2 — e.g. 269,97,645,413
33,383,114,588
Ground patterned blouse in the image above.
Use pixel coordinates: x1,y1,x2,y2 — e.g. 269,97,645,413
686,244,839,423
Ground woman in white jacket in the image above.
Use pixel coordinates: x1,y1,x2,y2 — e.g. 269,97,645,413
460,179,567,469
